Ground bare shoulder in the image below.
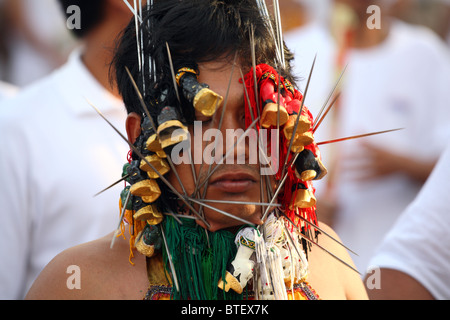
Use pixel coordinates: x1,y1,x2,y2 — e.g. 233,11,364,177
25,232,149,300
306,222,369,300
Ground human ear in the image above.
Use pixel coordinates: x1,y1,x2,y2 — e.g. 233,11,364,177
126,112,142,144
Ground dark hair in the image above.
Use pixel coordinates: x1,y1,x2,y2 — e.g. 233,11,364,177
57,0,106,38
113,0,296,122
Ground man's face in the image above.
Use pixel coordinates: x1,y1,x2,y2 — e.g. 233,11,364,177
168,60,274,232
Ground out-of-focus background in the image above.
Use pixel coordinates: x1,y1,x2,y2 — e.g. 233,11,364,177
0,0,449,299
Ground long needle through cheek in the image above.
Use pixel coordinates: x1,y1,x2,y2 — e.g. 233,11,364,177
194,53,238,217
188,197,257,227
110,188,132,249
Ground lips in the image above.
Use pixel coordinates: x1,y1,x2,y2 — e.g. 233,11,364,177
209,170,258,194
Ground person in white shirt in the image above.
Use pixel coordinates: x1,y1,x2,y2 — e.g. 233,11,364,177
284,0,450,274
0,0,133,299
0,81,17,99
366,140,450,300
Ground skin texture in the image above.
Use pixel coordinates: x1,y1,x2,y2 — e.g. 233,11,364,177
25,60,368,300
365,268,435,300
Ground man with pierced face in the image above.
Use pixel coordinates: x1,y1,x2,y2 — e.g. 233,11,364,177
26,0,367,301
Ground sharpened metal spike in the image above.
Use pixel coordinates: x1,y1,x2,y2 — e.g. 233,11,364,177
187,197,282,208
281,221,308,268
282,213,361,275
261,169,289,222
262,52,315,219
133,0,142,73
165,43,199,197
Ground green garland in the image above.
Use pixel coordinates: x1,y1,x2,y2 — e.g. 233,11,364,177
162,216,243,300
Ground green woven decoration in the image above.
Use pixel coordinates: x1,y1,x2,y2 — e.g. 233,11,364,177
162,216,243,300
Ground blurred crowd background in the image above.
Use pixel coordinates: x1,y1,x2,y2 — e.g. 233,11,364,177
0,0,449,300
